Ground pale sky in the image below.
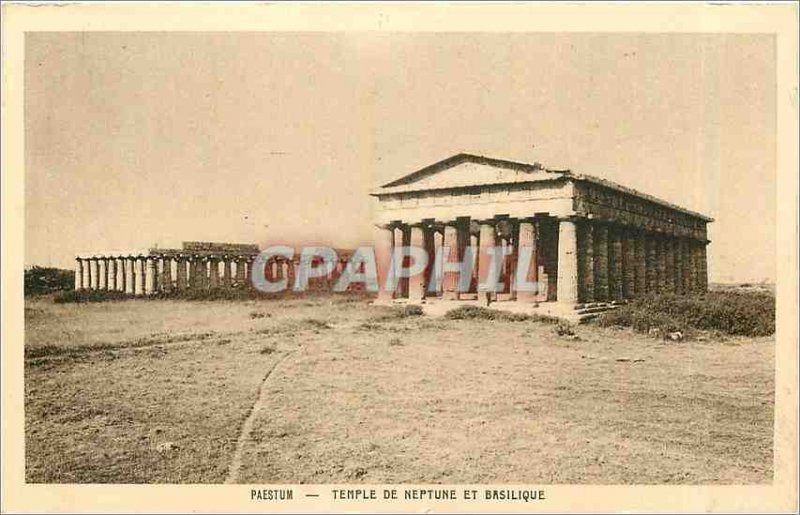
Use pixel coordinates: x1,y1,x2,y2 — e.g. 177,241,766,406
25,32,776,283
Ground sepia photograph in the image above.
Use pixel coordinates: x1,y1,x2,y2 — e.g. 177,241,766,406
2,2,798,513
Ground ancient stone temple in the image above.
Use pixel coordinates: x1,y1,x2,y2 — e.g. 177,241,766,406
74,242,360,295
371,153,712,311
74,242,262,295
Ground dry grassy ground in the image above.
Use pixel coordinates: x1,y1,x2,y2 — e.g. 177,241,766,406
24,295,774,484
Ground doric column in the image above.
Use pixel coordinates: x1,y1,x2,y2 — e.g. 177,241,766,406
244,257,255,288
152,258,159,291
697,243,709,291
664,238,675,294
286,259,296,290
681,240,693,293
175,257,187,290
501,229,515,298
456,221,469,292
85,259,93,289
125,257,135,294
441,224,461,300
556,218,579,305
134,258,145,296
274,258,284,281
645,236,657,293
469,231,479,294
234,258,246,287
423,227,437,296
408,225,427,301
188,258,199,289
222,258,232,287
593,223,609,301
686,244,697,292
144,257,156,294
279,260,288,282
104,258,113,291
622,229,635,299
432,229,444,297
82,259,91,290
477,222,497,303
91,259,101,289
391,227,404,298
74,259,84,290
107,258,117,292
208,258,220,288
634,233,646,297
674,239,684,294
608,226,623,301
117,259,124,291
188,258,197,289
374,224,395,301
577,221,594,303
516,220,538,303
656,237,667,293
161,257,173,292
118,259,126,293
205,258,214,289
98,258,108,291
202,259,212,289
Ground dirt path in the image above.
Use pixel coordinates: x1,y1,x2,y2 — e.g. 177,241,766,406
224,349,297,484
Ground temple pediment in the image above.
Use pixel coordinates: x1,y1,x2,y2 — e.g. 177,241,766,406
373,153,567,195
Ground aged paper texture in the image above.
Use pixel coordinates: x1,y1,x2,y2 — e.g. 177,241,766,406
2,2,798,513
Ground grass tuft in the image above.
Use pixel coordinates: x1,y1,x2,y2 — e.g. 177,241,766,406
444,305,545,323
370,304,424,322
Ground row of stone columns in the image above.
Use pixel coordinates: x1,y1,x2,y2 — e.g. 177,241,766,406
75,254,359,295
74,255,257,295
378,218,539,303
576,221,709,303
376,216,709,304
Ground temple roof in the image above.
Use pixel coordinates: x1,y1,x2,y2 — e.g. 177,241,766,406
371,153,713,222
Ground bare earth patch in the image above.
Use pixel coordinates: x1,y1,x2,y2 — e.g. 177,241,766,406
25,296,774,484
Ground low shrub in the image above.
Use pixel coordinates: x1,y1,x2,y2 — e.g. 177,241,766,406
151,287,253,301
149,287,374,303
555,320,576,337
25,266,74,296
596,291,775,337
443,305,530,322
371,304,424,321
53,289,133,304
54,287,373,303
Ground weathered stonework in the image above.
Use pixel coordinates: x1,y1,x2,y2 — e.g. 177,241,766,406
75,242,263,296
593,224,610,302
372,153,712,307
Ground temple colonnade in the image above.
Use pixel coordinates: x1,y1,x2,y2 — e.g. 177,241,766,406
375,215,709,304
74,251,362,295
